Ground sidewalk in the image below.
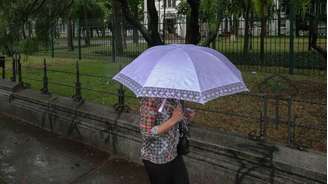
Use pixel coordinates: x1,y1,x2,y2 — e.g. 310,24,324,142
0,114,149,184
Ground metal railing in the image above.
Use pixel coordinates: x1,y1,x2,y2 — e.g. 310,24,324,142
1,56,325,152
25,16,325,76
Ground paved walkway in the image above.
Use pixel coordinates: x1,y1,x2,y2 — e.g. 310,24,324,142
0,114,149,184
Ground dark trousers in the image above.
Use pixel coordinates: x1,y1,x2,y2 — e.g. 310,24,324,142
143,156,189,184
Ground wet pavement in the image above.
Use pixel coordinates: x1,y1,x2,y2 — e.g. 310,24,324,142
0,114,149,184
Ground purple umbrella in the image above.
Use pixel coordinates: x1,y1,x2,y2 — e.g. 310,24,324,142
113,44,248,104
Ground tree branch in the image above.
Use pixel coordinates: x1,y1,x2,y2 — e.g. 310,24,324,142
117,0,163,47
201,22,220,47
30,0,47,15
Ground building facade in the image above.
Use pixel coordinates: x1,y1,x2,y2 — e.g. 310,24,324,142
143,0,291,38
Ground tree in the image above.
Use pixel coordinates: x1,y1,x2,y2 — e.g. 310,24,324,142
185,0,201,44
118,0,163,47
199,0,226,47
252,0,273,62
112,0,124,54
125,0,144,44
280,0,325,57
178,0,225,46
0,0,77,55
71,0,105,47
229,0,253,55
35,0,73,49
0,0,47,55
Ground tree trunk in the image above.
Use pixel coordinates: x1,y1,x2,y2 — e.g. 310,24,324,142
185,0,200,44
147,0,162,46
295,19,300,37
211,37,216,49
22,24,27,39
233,16,239,37
249,13,254,50
122,22,127,49
72,21,75,38
112,0,124,55
102,27,105,38
84,28,91,46
277,9,281,36
260,17,267,62
231,15,239,41
133,28,139,43
229,17,233,34
118,0,163,47
224,18,228,33
243,6,250,55
82,4,90,47
67,18,74,51
28,21,33,38
131,1,139,44
310,0,319,50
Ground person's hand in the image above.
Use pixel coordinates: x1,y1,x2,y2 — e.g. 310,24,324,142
171,105,184,123
185,108,196,120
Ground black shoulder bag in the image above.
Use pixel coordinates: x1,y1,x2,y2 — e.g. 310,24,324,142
177,121,190,155
177,100,190,155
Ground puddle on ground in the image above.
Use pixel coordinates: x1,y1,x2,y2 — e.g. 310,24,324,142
0,147,11,159
33,153,48,168
1,163,16,181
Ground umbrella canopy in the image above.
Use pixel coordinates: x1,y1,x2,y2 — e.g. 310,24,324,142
113,44,248,104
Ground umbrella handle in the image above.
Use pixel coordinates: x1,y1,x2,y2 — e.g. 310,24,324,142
158,98,167,113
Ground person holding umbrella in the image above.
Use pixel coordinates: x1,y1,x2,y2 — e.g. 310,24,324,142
113,44,248,184
139,97,195,184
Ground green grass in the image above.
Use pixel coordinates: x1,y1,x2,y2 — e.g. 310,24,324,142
39,36,327,56
0,176,6,184
31,36,326,73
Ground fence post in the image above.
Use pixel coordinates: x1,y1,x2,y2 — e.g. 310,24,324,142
40,58,50,95
78,19,82,60
11,51,18,82
288,0,295,74
113,65,129,112
50,25,55,58
72,60,83,102
274,96,280,128
111,15,116,63
0,56,5,79
260,94,268,140
287,96,293,145
17,55,22,84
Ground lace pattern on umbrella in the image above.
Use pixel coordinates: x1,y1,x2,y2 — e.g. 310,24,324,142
114,73,248,103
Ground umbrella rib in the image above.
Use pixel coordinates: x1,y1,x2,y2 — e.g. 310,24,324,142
142,47,179,87
195,47,242,79
179,47,202,93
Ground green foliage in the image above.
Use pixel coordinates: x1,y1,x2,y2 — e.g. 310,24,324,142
71,0,105,22
18,39,40,55
200,0,222,22
280,0,311,17
252,0,273,17
177,0,190,16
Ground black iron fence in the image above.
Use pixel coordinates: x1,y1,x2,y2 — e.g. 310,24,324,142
26,15,327,76
0,56,326,152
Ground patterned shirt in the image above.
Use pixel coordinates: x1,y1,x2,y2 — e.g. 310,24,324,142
139,97,191,164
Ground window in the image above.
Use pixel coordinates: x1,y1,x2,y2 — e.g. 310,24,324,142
165,0,176,8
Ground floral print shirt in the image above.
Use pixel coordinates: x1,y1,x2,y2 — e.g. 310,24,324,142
139,97,191,164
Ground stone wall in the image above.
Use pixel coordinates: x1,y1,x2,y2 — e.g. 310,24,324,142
0,80,326,184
